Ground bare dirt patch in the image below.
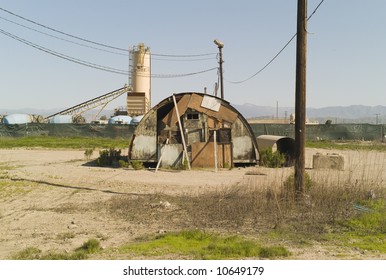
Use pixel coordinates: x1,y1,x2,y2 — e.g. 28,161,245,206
1,148,386,259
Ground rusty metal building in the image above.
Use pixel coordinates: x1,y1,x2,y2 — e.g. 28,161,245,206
129,92,259,168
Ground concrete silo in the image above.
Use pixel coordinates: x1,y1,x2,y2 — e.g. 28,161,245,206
128,43,151,116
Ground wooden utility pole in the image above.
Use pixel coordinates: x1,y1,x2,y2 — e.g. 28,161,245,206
218,46,224,99
294,0,307,198
214,39,224,99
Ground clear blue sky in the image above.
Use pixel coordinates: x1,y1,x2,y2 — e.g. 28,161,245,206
1,0,386,113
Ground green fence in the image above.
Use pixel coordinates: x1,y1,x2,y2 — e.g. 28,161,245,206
0,123,385,141
0,123,135,139
249,123,385,141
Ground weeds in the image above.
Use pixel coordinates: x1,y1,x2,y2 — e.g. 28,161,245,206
0,136,129,149
259,149,286,168
97,148,121,167
119,159,129,168
10,238,102,260
107,178,386,252
115,230,290,259
11,247,42,260
328,198,386,253
306,140,386,151
0,180,33,198
84,148,94,160
130,160,144,170
76,239,102,254
282,172,314,199
56,232,76,240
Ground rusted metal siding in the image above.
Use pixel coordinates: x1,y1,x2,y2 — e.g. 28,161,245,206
131,110,157,161
158,144,183,167
191,142,232,168
130,92,258,166
232,118,256,162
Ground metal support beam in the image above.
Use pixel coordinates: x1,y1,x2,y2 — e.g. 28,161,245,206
45,86,130,120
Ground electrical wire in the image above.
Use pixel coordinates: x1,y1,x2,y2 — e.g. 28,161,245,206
152,52,217,57
0,7,128,52
0,15,128,56
151,67,217,78
308,0,325,21
0,2,325,81
226,33,297,84
0,27,129,75
0,7,217,58
226,0,326,84
152,56,217,62
0,27,217,78
0,13,217,61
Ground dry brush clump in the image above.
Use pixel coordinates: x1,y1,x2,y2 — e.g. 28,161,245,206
105,171,386,238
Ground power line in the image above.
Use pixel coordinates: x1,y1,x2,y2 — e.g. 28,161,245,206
308,0,325,21
0,27,217,78
0,13,217,61
0,7,217,58
151,67,217,78
0,6,128,52
226,0,326,84
152,52,217,57
152,56,217,62
0,15,128,56
0,27,129,75
226,33,297,84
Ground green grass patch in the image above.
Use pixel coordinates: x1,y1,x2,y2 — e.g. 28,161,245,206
0,163,14,171
10,239,102,260
56,232,76,240
75,238,102,254
11,247,88,260
0,136,129,149
11,247,42,260
331,199,386,253
116,230,290,259
0,180,33,198
306,140,386,151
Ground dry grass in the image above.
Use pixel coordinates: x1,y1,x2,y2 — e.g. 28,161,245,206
106,148,386,253
2,146,386,259
106,176,386,240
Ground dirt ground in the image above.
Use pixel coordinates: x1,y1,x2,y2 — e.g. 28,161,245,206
1,147,386,259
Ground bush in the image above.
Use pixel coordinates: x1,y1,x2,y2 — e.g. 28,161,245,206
130,160,144,170
259,149,286,168
76,239,102,254
84,148,94,160
97,148,121,167
118,159,129,168
11,238,102,260
283,172,314,196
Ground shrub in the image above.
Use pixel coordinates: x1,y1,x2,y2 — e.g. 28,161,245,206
11,239,102,260
76,239,102,254
118,159,129,168
84,148,94,160
259,149,286,168
11,247,41,260
283,172,314,197
97,148,121,167
131,160,144,170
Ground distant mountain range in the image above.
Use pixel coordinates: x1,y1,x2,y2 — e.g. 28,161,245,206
1,104,386,124
232,104,386,124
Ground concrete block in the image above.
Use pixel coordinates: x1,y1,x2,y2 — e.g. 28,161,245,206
313,153,344,170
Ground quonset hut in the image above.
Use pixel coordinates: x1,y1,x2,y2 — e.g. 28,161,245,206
129,92,259,168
